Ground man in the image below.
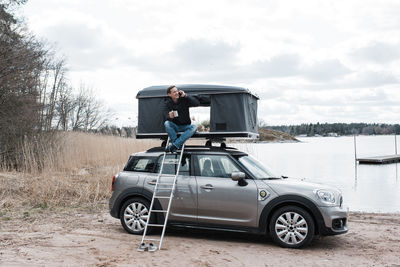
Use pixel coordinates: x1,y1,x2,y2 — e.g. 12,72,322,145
163,85,200,153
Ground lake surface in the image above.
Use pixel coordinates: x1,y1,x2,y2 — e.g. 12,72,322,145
233,135,400,213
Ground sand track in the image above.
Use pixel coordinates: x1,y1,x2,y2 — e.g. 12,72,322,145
1,208,399,266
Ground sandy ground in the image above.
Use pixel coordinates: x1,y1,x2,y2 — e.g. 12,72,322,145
1,205,400,267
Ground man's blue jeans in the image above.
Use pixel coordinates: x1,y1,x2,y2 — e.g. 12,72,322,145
164,121,197,149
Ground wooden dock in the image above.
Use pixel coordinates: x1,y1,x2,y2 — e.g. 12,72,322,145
357,155,400,164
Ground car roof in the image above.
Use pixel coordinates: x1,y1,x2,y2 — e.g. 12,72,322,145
133,145,248,157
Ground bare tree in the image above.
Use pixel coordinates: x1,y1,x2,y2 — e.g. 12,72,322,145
1,1,113,171
70,85,88,131
48,58,66,129
0,2,47,168
55,85,75,130
37,56,67,130
1,0,27,7
83,96,107,131
69,85,113,131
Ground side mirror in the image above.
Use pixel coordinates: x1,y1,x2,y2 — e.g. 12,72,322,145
231,172,246,181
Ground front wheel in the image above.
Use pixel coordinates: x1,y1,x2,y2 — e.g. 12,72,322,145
269,206,315,248
120,198,152,235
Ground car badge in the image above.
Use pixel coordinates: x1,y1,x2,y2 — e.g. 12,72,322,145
258,189,270,201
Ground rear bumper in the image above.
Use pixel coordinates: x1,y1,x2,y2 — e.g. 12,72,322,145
109,205,119,218
109,194,119,218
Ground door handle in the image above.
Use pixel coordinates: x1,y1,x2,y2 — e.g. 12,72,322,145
200,184,214,190
147,180,157,185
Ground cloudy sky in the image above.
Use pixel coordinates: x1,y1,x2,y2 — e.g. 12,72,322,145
20,0,400,126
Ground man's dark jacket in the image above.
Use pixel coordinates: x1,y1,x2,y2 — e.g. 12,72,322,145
163,95,200,125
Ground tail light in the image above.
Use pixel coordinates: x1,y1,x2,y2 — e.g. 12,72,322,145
111,175,116,192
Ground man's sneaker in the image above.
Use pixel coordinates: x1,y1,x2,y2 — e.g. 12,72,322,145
148,243,157,252
165,144,178,153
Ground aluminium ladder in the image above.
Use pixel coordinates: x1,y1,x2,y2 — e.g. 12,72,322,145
138,139,185,252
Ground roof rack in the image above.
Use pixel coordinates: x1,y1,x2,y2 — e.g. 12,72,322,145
136,131,258,140
146,145,242,153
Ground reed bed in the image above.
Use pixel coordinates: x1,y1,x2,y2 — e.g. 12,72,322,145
0,132,159,209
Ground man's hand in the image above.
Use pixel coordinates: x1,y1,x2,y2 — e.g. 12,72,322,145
169,110,174,118
179,90,186,97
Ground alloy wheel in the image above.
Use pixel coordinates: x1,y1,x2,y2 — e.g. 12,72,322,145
274,211,308,245
123,202,149,233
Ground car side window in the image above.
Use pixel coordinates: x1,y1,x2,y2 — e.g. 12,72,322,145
124,157,157,172
197,155,240,178
155,154,190,175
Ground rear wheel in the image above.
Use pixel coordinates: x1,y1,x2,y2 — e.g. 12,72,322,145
269,206,314,248
120,198,153,235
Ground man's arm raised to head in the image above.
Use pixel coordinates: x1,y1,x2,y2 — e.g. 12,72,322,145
186,95,200,107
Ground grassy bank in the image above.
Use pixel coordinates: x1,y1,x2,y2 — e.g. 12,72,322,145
258,128,298,142
0,132,159,209
0,130,294,211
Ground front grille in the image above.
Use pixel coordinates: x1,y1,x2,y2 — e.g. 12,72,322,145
332,218,346,230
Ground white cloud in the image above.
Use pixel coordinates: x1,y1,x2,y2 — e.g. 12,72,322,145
20,0,400,126
172,39,240,70
42,22,133,71
351,42,400,64
302,59,351,82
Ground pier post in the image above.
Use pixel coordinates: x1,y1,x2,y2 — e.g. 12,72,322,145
354,135,357,162
354,135,358,183
395,134,398,155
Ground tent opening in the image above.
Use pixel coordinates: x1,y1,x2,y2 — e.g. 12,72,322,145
191,106,210,132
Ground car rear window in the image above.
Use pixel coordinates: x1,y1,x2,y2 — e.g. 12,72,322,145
154,154,191,175
124,156,157,173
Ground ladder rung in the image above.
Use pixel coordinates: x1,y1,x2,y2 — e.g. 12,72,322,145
144,238,161,242
146,223,164,227
157,183,175,186
155,186,174,190
154,196,171,199
150,210,168,213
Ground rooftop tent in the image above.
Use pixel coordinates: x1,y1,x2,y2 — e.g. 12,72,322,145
136,84,259,139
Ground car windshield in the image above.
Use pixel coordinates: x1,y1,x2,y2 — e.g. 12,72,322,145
237,155,278,179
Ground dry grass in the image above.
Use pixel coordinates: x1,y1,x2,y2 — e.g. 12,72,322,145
0,132,159,209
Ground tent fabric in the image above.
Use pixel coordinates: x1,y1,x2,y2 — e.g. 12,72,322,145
138,98,166,133
136,84,259,138
210,94,258,133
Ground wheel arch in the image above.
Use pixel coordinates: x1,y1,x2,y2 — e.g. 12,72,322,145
114,187,164,223
259,195,324,235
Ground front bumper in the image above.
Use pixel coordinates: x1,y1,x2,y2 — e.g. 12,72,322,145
317,205,349,236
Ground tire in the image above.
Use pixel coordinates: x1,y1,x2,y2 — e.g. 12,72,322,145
269,205,315,248
120,197,153,235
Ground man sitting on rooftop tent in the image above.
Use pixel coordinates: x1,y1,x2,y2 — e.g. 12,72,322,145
163,85,200,153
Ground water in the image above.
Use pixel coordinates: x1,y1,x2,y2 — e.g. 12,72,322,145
233,135,400,213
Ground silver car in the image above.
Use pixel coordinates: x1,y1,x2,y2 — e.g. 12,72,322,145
109,145,348,248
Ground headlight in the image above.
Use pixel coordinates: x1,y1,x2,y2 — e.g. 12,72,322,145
314,189,336,205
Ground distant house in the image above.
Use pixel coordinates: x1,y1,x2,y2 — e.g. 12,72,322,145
327,132,338,137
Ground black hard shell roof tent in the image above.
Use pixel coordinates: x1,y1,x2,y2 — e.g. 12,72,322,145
136,84,259,140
